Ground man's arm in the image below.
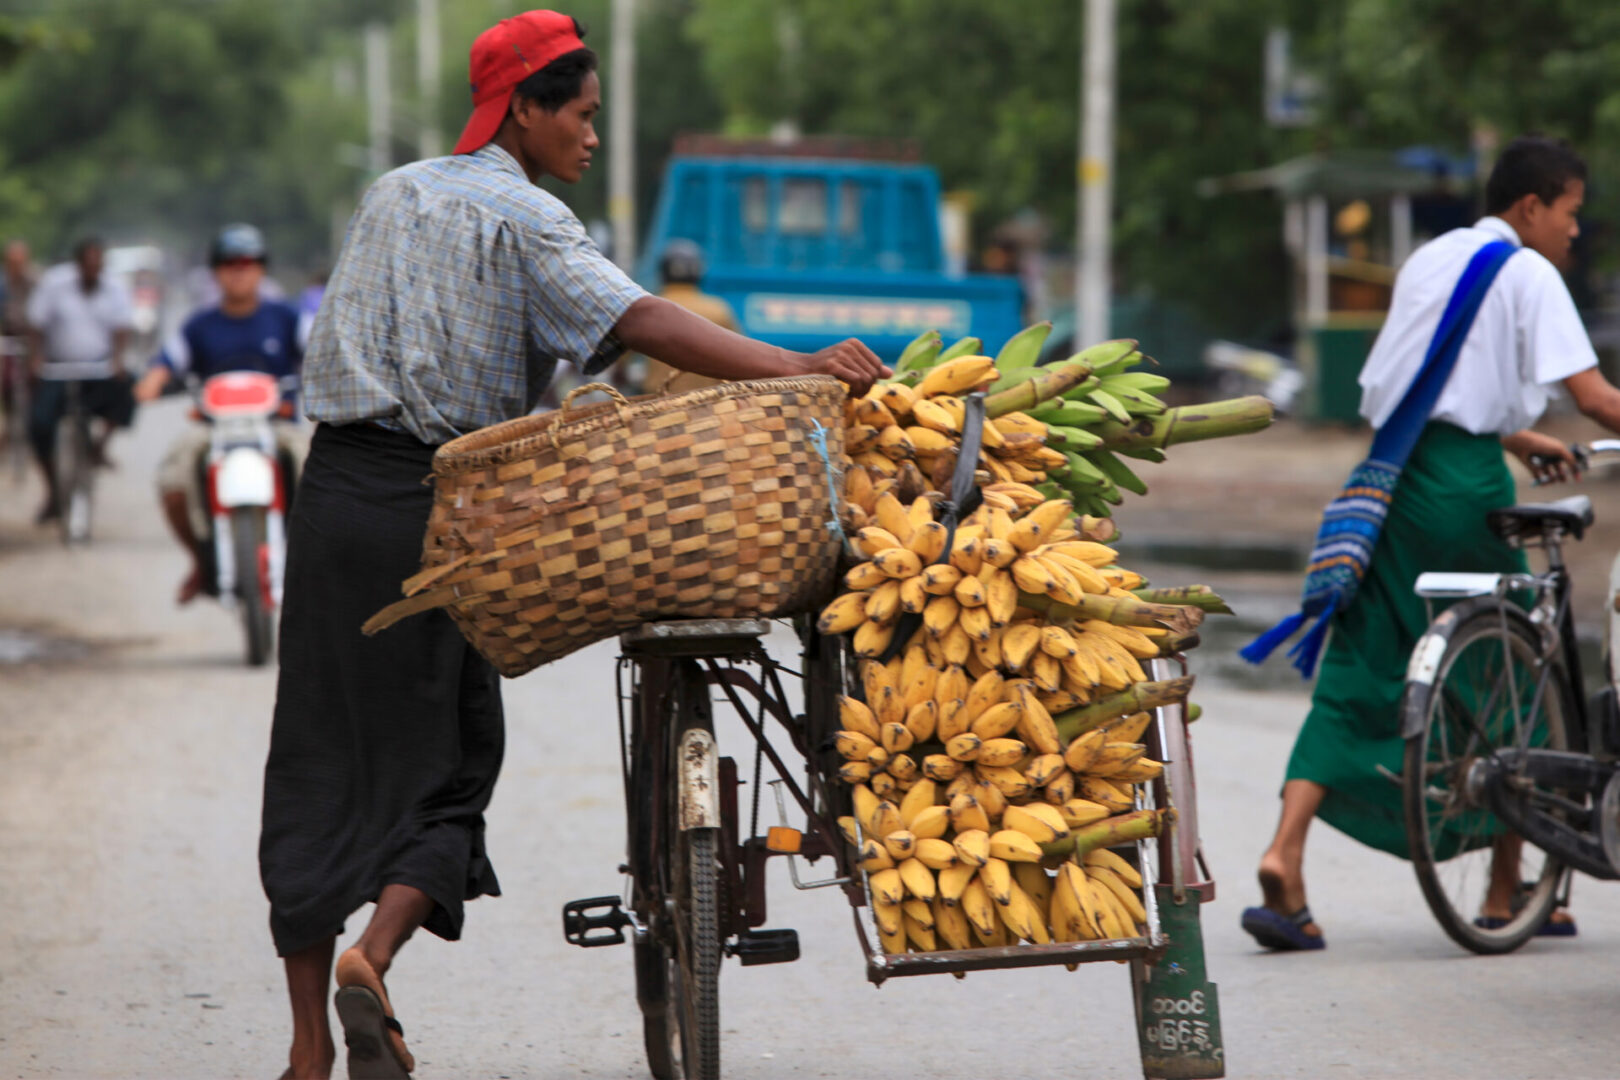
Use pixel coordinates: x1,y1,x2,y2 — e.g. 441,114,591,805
24,328,42,379
1503,429,1580,484
1563,367,1620,431
109,327,130,377
613,295,888,398
133,364,170,403
1502,367,1620,484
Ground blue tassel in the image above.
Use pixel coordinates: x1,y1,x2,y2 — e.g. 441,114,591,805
1285,600,1338,679
1239,611,1307,666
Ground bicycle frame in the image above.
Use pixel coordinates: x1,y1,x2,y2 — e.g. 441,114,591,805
612,619,857,950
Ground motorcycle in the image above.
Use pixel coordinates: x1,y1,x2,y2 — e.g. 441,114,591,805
1201,340,1304,416
194,371,294,666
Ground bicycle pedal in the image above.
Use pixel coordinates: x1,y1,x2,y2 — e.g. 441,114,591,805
727,928,800,966
562,895,631,948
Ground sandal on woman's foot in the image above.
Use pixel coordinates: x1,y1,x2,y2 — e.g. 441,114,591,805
335,948,415,1078
1473,882,1579,937
1240,904,1326,951
1472,910,1578,937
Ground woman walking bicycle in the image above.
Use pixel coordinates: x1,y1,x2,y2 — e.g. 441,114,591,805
1240,135,1620,950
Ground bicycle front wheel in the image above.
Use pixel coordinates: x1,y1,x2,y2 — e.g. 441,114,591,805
666,659,721,1080
634,658,722,1080
1401,598,1569,954
56,406,93,544
231,507,275,666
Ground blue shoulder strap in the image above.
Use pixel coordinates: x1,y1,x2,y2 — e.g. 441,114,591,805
1238,238,1517,677
1366,239,1518,467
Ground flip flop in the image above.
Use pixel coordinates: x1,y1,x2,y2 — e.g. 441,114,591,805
1240,904,1326,951
1472,913,1578,937
335,948,415,1079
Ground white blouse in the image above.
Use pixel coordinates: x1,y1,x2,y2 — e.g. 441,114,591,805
1357,216,1597,436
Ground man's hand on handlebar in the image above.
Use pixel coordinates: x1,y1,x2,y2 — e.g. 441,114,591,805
800,338,890,398
1504,429,1583,485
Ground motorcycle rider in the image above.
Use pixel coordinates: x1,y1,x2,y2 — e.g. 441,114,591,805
637,238,739,395
134,224,306,604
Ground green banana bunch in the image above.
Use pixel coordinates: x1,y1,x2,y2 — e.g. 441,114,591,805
858,319,1275,520
985,321,1053,392
894,329,943,373
888,332,979,386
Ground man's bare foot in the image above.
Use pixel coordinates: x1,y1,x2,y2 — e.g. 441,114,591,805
279,1040,335,1080
1257,851,1322,938
177,566,203,605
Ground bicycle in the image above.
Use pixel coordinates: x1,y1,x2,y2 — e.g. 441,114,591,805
53,377,96,545
558,609,1222,1080
1400,440,1620,955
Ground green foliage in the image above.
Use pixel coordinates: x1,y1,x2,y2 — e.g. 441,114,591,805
1,0,1617,345
687,0,1306,340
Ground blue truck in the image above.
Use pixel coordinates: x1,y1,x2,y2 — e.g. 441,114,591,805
634,137,1025,362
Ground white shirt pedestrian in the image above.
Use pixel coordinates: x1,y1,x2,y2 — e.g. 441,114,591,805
1358,215,1597,436
26,262,134,381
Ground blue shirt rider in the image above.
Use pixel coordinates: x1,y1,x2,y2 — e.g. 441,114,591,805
134,223,307,605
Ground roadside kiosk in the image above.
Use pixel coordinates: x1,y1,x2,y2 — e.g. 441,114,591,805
1199,150,1476,424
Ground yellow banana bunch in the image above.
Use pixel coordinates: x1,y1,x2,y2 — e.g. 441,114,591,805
820,340,1244,955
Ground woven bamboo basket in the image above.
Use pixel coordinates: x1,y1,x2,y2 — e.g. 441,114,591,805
363,375,846,677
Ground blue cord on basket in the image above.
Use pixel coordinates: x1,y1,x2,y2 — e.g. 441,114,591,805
808,419,846,543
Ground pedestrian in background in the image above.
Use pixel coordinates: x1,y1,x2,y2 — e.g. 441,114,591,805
1242,135,1620,951
24,237,136,522
1,240,37,452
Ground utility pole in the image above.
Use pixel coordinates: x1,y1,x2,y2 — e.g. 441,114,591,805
1076,0,1116,346
609,0,637,268
365,22,392,177
417,0,442,160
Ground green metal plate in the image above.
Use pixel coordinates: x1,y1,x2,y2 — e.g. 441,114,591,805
1136,884,1224,1079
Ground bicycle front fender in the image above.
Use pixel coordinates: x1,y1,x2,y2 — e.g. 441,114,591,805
1400,598,1546,741
677,727,720,831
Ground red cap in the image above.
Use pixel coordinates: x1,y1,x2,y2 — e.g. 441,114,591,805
453,10,586,156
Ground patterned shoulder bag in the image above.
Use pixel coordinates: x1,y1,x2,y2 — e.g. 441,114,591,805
1241,239,1518,677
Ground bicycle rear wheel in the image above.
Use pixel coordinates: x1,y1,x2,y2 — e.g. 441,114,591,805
1401,599,1569,954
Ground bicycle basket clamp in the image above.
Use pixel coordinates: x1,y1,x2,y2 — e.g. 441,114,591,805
871,391,988,666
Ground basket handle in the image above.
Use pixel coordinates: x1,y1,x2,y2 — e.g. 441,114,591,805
560,382,630,414
551,382,632,450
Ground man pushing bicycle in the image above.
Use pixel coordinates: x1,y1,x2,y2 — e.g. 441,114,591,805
258,12,886,1078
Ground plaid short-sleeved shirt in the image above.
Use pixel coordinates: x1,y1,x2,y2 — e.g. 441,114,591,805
303,144,647,444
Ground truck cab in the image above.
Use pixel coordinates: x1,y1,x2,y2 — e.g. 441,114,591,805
635,137,1024,362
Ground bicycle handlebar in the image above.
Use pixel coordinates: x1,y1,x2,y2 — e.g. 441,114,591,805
1527,440,1620,485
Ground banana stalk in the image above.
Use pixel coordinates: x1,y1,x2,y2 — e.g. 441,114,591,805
983,361,1096,418
1041,808,1174,858
1153,630,1202,656
1091,396,1274,452
1019,592,1204,634
1131,585,1234,616
1053,676,1196,741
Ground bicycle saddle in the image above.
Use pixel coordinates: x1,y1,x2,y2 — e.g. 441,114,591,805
1486,494,1594,543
